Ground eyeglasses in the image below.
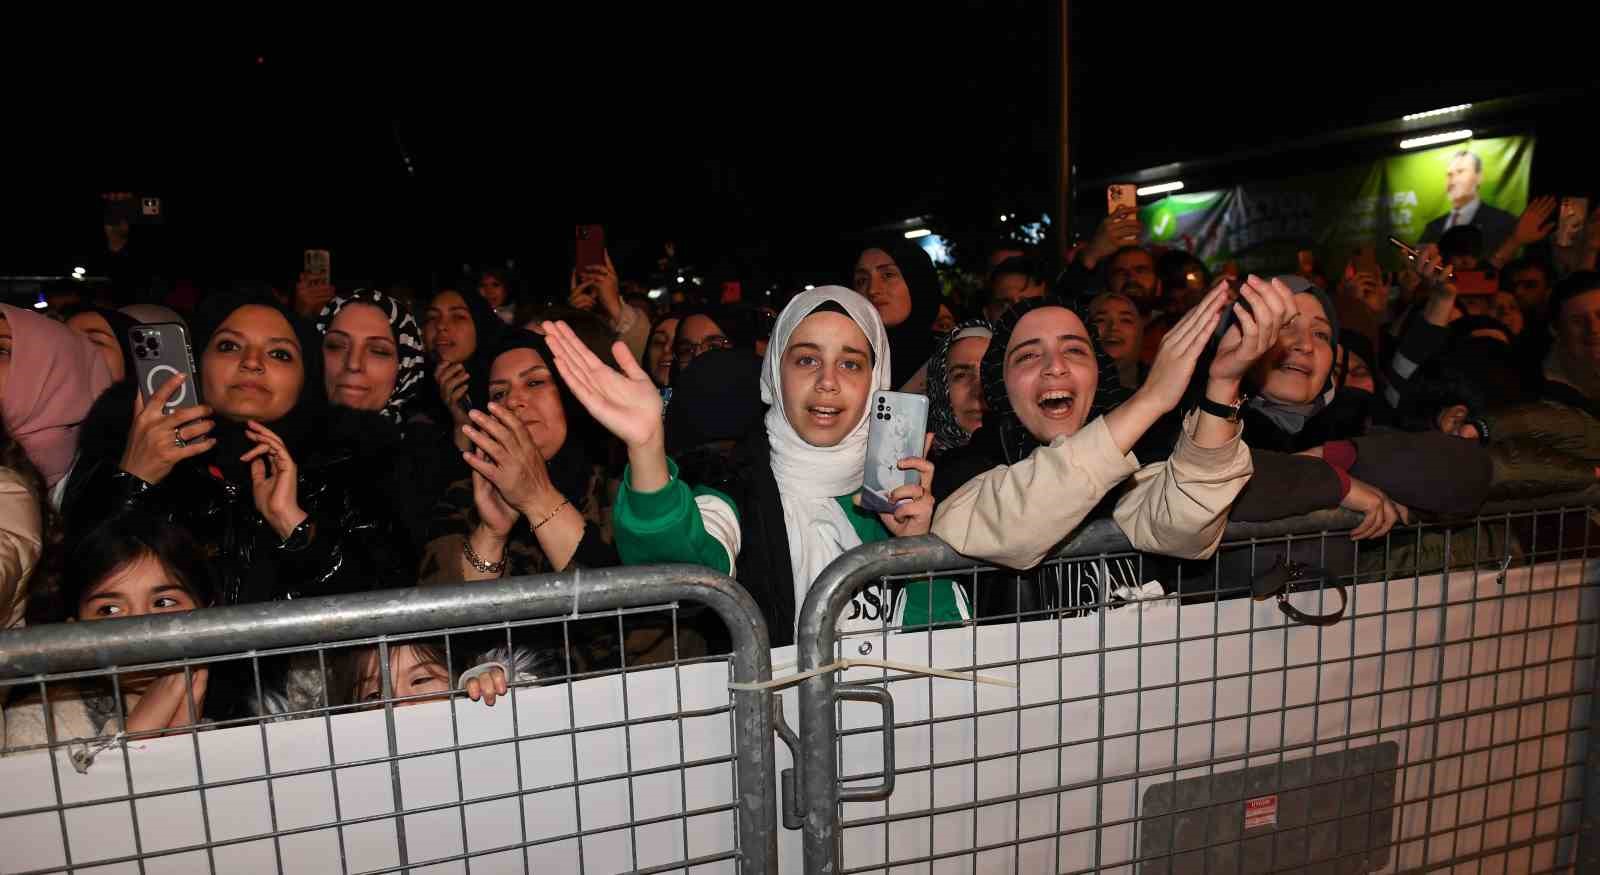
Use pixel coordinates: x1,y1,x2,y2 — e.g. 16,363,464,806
673,335,731,361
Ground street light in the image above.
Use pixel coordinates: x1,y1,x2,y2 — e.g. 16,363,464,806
1400,129,1472,150
1136,181,1184,197
1402,103,1470,122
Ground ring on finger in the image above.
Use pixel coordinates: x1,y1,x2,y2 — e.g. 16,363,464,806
174,427,186,449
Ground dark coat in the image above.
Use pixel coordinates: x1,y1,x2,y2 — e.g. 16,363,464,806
67,440,418,606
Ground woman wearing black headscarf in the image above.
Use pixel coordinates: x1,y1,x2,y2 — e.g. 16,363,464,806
929,284,1266,574
419,329,617,585
315,289,461,546
416,284,507,442
852,237,944,391
418,329,629,668
1225,277,1490,533
65,292,416,606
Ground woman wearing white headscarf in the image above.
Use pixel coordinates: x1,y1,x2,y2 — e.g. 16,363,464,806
542,287,966,645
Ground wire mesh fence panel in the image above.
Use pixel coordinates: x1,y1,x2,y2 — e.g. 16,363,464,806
794,499,1600,875
0,568,776,875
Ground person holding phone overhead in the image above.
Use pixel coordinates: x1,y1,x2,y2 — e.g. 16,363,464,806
569,249,651,365
543,286,963,645
65,292,415,607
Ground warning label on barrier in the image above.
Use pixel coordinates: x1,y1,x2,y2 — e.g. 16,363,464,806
1244,795,1278,829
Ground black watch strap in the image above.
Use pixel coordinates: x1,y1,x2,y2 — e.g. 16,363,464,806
1198,395,1244,422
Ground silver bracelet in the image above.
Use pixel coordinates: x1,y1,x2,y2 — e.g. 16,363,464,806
462,537,508,575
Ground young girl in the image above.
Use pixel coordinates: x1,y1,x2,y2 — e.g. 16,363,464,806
542,286,963,646
3,517,214,751
336,639,550,710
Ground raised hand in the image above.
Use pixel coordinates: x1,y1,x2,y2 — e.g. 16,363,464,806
1085,207,1143,267
294,271,336,318
1512,195,1558,248
569,252,622,322
541,321,663,451
1132,281,1228,414
120,374,215,485
435,360,471,418
1210,275,1293,384
460,403,563,519
241,420,307,541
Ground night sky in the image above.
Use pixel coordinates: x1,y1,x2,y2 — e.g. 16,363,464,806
5,7,1595,299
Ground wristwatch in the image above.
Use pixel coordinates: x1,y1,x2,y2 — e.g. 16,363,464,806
1198,393,1248,423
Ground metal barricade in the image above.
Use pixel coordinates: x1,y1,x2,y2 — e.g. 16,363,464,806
793,491,1600,874
0,564,777,875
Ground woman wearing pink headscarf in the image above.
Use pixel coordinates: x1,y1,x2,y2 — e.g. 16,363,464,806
0,303,112,627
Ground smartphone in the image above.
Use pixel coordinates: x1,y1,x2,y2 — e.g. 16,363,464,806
861,391,930,514
1105,184,1138,215
103,194,164,226
1389,236,1454,284
129,323,203,413
575,224,606,272
1557,197,1589,248
304,249,331,278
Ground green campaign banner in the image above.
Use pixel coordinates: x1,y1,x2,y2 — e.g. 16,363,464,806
1138,134,1534,275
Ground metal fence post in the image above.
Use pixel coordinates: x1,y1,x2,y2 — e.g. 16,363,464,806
1582,654,1600,870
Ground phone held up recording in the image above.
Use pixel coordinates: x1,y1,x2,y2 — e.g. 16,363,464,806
860,391,929,515
130,323,203,413
1105,184,1137,215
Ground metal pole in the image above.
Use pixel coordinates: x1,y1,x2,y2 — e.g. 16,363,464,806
1055,0,1073,265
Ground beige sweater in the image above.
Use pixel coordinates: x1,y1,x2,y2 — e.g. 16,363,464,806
0,467,44,630
931,411,1252,570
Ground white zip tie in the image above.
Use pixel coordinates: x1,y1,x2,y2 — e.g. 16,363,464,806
728,657,1017,692
66,731,127,774
570,567,581,618
457,661,508,690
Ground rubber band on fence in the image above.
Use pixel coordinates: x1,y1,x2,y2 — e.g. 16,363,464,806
728,657,1017,692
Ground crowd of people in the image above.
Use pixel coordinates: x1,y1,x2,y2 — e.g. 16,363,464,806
2,189,1599,749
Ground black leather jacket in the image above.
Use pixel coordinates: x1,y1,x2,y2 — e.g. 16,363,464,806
67,447,417,606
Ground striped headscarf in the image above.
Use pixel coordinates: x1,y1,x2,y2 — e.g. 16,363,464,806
315,289,427,422
925,317,994,454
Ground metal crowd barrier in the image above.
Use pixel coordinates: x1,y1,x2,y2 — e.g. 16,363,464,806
0,565,777,875
4,492,1599,875
793,490,1600,874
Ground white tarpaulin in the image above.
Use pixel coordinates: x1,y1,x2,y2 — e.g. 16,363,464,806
2,559,1594,874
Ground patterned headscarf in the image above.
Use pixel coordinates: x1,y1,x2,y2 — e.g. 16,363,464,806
925,318,994,454
978,296,1131,464
315,289,427,422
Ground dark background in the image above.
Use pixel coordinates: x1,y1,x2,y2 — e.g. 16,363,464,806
5,6,1597,301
